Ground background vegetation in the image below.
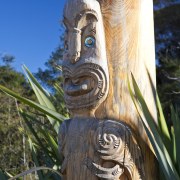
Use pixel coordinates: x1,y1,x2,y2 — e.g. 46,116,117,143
0,0,179,179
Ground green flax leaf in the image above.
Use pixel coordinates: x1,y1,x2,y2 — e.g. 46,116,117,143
23,65,62,133
0,85,64,122
128,75,180,180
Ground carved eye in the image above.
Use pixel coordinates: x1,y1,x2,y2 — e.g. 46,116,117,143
84,36,95,48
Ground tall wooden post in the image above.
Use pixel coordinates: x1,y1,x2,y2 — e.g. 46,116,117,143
59,0,158,179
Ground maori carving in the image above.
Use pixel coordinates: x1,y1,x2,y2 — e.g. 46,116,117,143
59,119,145,180
59,0,158,179
62,0,109,116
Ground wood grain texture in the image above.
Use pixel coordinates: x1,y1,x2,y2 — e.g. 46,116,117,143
96,0,157,142
60,0,158,179
63,0,110,117
95,1,158,178
59,118,146,180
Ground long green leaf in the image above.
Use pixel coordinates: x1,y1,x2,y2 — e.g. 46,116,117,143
23,65,61,133
28,138,44,179
140,114,177,179
21,110,56,166
128,77,171,178
0,85,64,122
157,94,170,139
171,127,176,165
171,106,180,174
39,129,60,163
128,75,180,180
54,83,64,97
131,75,180,179
23,65,51,97
157,93,171,150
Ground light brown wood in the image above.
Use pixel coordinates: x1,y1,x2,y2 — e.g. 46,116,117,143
62,0,109,117
59,118,145,179
96,0,157,143
59,0,158,179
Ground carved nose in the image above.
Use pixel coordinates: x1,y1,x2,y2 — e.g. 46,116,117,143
70,52,80,64
69,28,81,64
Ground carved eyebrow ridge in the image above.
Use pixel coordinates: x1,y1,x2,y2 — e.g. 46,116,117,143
81,23,96,36
63,9,98,30
75,9,98,28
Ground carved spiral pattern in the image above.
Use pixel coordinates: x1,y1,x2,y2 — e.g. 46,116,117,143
94,120,128,161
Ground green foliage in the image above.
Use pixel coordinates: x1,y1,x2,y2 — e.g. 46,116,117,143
154,4,180,32
35,44,64,89
157,56,180,118
9,166,62,180
0,64,35,176
0,1,179,179
154,2,180,118
0,66,68,179
0,54,15,66
128,74,180,180
0,170,11,180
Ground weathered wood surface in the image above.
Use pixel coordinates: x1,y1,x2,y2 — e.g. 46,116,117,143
59,118,145,179
59,0,158,179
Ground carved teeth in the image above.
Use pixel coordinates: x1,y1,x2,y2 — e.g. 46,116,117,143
98,80,103,88
98,92,105,99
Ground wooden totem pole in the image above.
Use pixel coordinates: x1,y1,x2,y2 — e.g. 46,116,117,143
58,0,158,179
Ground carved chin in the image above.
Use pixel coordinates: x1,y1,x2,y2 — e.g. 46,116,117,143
63,63,109,110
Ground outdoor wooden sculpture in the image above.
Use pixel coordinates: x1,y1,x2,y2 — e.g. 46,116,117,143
58,0,158,179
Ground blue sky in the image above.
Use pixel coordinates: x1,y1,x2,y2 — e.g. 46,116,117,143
1,1,179,73
0,0,65,73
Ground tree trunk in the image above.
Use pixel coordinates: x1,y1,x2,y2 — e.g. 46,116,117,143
59,0,158,179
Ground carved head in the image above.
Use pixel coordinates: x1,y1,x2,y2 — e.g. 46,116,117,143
62,0,109,117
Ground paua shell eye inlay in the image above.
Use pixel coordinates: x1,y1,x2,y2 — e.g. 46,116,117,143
85,36,95,48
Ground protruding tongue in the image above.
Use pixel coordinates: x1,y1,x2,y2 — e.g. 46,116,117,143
65,79,94,96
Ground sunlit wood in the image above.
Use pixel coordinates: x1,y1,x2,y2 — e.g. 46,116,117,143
58,0,158,179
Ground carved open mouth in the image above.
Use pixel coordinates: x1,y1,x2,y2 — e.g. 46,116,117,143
62,63,108,110
64,76,94,96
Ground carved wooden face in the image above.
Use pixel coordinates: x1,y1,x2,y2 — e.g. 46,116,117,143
62,0,109,116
